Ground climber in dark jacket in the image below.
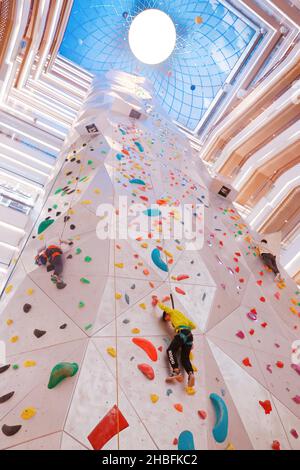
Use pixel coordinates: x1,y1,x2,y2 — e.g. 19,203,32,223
35,240,73,289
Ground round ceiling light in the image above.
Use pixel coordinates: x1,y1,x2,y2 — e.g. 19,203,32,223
129,9,176,65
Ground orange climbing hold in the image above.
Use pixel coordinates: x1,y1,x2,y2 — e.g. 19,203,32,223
174,403,183,412
132,337,158,362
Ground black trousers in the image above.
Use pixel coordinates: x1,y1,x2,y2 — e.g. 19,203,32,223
167,329,194,374
51,255,64,276
261,253,279,275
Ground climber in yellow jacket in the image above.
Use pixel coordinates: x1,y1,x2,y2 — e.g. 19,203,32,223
158,301,196,387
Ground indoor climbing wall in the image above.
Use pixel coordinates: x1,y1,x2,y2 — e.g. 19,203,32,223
0,71,299,451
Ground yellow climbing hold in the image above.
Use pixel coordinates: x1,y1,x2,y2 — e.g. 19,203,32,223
139,303,146,310
185,387,196,395
192,364,198,372
141,243,148,248
115,263,124,269
10,336,19,343
176,246,184,251
107,347,116,358
68,209,75,215
21,407,36,420
115,293,122,300
163,250,173,258
226,443,235,450
26,288,34,295
5,285,13,294
94,188,101,194
131,328,140,334
290,307,298,315
6,319,13,326
150,394,159,403
81,200,92,205
23,360,36,368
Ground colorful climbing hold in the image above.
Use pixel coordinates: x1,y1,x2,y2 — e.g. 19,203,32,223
151,248,168,272
132,337,158,362
47,362,79,389
21,407,36,420
178,430,195,450
210,393,229,443
37,219,54,234
107,347,117,358
88,405,129,450
137,364,155,380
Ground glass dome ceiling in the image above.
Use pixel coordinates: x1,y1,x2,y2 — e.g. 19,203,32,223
60,0,259,132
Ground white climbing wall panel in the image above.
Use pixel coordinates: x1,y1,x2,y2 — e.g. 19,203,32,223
0,71,299,451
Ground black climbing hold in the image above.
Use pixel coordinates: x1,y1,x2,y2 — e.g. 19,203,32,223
66,171,72,176
2,424,22,436
60,323,67,329
23,304,32,313
71,158,76,162
0,365,10,374
70,225,76,230
48,208,52,212
45,216,51,221
67,254,73,259
56,212,61,217
83,143,87,147
0,392,15,404
131,284,136,289
64,216,71,223
33,329,46,338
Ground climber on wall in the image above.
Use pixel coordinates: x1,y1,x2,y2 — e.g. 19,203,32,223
157,298,196,387
254,239,284,282
35,240,73,290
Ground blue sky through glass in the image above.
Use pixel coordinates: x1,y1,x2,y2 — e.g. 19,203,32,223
60,0,256,131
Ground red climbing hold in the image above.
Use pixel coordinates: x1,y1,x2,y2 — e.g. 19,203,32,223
259,400,272,414
137,363,155,380
198,410,207,420
260,296,266,303
132,337,158,362
88,405,129,450
276,361,284,369
175,287,186,295
176,274,190,281
173,438,178,445
271,440,281,451
242,357,252,367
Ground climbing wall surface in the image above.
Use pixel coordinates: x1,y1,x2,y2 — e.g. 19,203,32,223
0,71,300,451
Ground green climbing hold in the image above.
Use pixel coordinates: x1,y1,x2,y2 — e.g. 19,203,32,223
54,188,63,195
76,248,82,255
78,301,85,308
84,256,92,263
12,364,19,370
80,278,90,284
38,219,54,235
84,324,93,331
53,204,58,209
88,160,93,165
47,362,79,389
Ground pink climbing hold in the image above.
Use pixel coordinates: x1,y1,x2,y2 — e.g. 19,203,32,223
132,337,158,362
290,429,299,439
137,363,155,380
236,330,245,339
292,395,300,404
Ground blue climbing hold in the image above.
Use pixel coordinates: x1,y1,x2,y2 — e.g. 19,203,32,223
143,208,161,217
116,153,124,161
178,431,195,450
151,248,168,272
210,393,228,443
191,85,196,91
134,142,144,152
129,178,146,186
